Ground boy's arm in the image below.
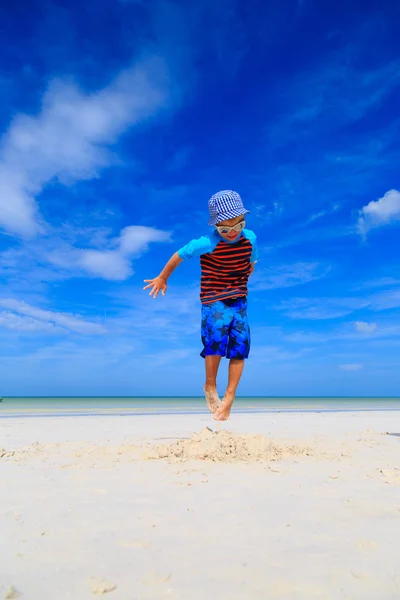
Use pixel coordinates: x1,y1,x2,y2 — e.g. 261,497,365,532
143,252,183,299
143,235,213,299
243,229,258,276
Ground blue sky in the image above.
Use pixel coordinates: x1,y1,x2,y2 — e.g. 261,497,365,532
0,0,399,396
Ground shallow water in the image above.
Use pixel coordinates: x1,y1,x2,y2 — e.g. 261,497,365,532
1,396,400,418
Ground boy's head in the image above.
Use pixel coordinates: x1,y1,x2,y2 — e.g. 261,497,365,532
208,190,249,241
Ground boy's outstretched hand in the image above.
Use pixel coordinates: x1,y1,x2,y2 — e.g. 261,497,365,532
143,276,167,298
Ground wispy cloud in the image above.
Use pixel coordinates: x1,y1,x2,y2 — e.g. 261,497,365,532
284,320,400,346
277,297,368,320
251,201,283,223
0,299,106,334
249,344,309,364
0,56,169,237
357,189,400,238
270,50,400,143
0,312,63,333
263,23,400,232
302,204,340,226
354,276,400,290
277,285,400,321
327,132,398,173
370,288,400,311
141,348,193,366
250,262,329,291
339,364,363,372
260,120,399,233
104,285,200,342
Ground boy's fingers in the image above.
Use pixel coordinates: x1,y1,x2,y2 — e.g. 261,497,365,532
144,280,166,298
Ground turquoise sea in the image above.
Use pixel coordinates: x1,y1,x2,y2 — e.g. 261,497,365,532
0,396,400,418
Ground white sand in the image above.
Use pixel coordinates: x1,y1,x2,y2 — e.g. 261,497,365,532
1,411,400,599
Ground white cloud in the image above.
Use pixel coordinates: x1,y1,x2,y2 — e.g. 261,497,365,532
0,57,169,237
278,287,400,321
78,250,130,281
117,225,171,256
14,224,172,282
0,299,106,334
277,297,368,320
354,277,400,290
370,289,400,311
355,321,377,334
339,364,364,372
284,320,400,345
250,262,329,291
358,189,400,237
75,225,171,281
0,311,61,333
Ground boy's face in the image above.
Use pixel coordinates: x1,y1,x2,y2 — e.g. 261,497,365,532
216,215,245,241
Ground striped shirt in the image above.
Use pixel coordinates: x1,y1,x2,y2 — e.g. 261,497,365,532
178,229,258,304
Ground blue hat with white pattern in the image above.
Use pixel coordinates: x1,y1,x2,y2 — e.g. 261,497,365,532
208,190,250,226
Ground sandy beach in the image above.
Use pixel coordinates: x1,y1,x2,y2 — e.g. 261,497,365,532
1,410,400,599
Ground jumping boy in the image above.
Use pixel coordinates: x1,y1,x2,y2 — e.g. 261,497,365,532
143,190,258,421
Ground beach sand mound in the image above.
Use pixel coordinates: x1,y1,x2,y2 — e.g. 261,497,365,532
0,442,51,461
144,427,314,463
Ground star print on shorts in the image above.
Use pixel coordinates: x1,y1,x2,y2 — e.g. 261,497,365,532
200,297,250,359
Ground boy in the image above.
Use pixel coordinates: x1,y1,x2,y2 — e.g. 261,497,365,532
143,190,258,421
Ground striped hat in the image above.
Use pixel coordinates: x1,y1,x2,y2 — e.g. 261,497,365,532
208,190,250,226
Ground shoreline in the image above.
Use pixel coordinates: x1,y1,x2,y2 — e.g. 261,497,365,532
1,406,400,419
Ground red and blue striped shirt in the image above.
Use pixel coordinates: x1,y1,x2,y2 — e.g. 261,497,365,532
178,229,258,304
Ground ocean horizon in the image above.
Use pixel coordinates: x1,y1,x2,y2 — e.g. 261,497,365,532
2,395,400,398
1,396,400,418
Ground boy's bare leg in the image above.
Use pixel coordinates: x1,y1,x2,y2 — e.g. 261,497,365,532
204,355,222,413
214,358,245,421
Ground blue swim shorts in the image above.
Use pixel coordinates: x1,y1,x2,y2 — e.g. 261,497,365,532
200,297,250,360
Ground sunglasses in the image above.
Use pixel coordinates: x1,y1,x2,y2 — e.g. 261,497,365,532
216,220,246,235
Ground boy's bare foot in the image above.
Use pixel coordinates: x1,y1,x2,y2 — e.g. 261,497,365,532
213,403,231,421
204,386,221,414
213,392,235,421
